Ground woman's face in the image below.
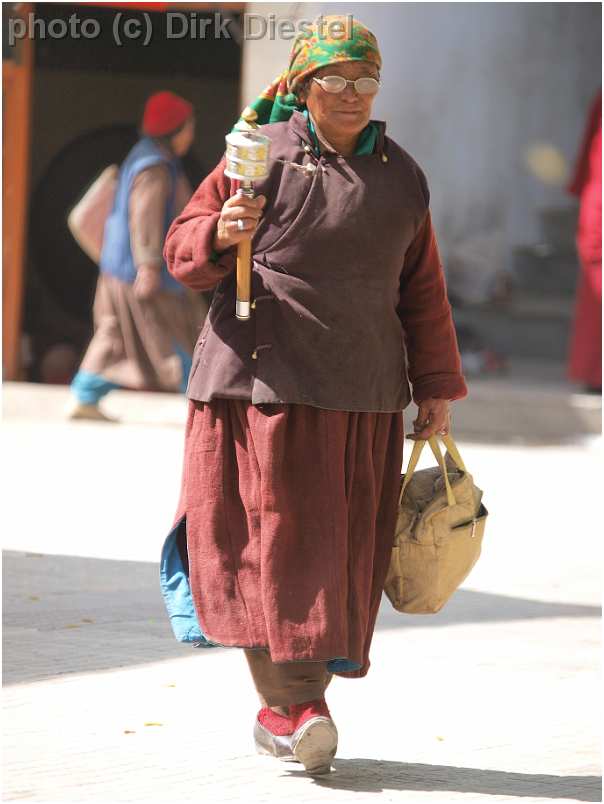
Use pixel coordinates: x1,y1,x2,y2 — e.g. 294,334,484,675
300,61,379,142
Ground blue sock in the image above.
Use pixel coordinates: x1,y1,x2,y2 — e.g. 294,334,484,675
70,371,121,405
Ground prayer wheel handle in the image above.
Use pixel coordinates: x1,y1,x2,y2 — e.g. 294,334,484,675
235,183,254,320
224,108,270,322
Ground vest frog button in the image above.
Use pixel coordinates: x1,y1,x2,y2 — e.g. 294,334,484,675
252,344,272,360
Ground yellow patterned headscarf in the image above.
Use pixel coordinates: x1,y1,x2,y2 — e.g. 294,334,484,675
235,15,382,129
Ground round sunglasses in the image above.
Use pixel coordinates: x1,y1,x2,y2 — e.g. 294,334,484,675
312,75,381,96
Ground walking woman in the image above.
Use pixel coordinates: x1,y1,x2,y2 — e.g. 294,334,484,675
69,91,205,421
567,89,602,394
163,18,467,775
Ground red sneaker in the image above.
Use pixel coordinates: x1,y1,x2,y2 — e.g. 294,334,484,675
289,698,338,775
253,707,296,761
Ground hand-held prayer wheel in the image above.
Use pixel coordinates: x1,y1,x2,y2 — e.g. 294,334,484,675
224,128,270,321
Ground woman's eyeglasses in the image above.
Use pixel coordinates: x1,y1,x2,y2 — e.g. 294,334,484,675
312,76,381,96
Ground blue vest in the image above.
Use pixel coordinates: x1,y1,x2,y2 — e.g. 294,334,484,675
100,137,183,293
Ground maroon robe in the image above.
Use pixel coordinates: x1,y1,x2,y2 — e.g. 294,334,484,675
164,113,467,677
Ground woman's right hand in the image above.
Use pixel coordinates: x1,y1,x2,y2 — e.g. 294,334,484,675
213,192,266,253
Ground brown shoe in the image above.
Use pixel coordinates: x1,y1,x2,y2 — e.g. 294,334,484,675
67,402,119,423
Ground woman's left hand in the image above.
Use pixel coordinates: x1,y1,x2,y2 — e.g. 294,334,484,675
406,398,451,441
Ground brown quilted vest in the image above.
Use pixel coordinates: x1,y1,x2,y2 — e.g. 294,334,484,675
187,110,429,412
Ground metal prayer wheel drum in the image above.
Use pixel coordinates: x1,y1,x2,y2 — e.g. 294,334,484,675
224,130,270,182
224,129,270,320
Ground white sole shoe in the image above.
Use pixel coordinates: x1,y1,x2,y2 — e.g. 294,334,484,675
253,718,297,762
291,716,338,775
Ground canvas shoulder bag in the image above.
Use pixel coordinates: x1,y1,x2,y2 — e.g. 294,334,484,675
67,164,119,264
384,433,488,614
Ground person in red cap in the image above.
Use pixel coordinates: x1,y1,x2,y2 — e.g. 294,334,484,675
69,90,205,421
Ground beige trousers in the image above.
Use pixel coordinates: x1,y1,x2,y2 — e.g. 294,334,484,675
244,648,334,708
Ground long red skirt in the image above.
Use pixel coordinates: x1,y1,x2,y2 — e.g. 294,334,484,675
567,262,602,389
175,399,405,679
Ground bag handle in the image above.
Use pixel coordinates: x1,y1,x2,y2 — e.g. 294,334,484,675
398,433,466,507
398,439,426,506
439,432,467,473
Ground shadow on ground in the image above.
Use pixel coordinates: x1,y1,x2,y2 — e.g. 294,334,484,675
287,759,602,802
2,550,600,686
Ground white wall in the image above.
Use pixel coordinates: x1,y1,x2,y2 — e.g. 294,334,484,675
241,3,601,259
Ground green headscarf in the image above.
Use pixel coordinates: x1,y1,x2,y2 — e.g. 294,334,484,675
235,15,382,130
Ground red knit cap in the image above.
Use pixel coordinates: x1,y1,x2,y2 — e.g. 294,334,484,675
142,91,193,137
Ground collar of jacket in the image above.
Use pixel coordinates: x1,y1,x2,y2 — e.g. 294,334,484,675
286,109,388,160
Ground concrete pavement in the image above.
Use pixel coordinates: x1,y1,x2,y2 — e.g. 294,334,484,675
2,383,602,803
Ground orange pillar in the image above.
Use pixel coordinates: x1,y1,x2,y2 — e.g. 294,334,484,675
2,4,34,381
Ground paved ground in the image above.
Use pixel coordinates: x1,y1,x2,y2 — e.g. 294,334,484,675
2,384,602,803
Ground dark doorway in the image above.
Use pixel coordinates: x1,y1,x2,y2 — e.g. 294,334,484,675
24,2,241,381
